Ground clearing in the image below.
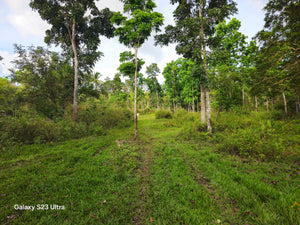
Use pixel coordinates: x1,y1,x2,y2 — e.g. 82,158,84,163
1,114,299,224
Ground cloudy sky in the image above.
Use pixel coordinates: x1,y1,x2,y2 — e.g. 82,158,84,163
0,0,267,83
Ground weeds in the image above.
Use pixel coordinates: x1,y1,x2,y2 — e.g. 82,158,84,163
0,113,299,224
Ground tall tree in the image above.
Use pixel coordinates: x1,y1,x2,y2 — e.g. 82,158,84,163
10,45,74,118
111,0,163,139
30,0,115,120
163,59,183,112
145,63,162,109
156,0,237,133
209,18,248,110
255,0,300,113
117,51,145,92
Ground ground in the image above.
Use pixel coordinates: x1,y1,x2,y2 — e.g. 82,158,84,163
0,114,299,224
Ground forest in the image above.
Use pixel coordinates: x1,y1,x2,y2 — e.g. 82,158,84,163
0,0,299,224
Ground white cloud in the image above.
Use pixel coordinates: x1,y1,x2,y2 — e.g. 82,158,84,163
7,11,49,37
96,0,123,11
245,0,267,10
0,51,17,77
4,0,50,37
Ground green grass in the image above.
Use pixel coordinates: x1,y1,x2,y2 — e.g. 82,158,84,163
1,114,299,224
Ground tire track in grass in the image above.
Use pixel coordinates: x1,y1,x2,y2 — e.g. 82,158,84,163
132,116,155,224
133,144,153,225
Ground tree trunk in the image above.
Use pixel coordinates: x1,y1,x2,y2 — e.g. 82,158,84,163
133,44,139,140
192,86,195,112
242,84,245,107
255,96,258,112
71,19,78,121
282,91,287,114
156,90,159,109
200,83,205,123
206,87,212,133
199,1,212,133
216,105,222,123
266,97,269,112
296,97,299,114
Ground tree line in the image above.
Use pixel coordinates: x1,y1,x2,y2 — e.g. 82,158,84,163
0,0,299,139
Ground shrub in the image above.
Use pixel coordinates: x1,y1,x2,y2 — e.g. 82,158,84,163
179,119,208,141
213,111,300,161
0,98,133,148
155,109,172,119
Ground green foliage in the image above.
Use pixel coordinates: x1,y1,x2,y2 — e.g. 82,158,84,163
171,109,208,140
0,98,133,148
10,45,74,118
155,109,172,119
0,78,20,115
111,2,164,49
117,51,145,89
155,0,237,61
254,1,300,112
145,63,162,108
213,111,300,161
1,114,299,224
30,0,114,71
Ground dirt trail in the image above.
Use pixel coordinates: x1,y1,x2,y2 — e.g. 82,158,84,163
132,118,155,224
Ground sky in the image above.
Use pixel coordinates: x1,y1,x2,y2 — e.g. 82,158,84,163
0,0,268,83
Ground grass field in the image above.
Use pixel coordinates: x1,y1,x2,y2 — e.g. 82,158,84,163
1,114,299,224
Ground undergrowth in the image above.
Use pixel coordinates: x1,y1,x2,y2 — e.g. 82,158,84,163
0,98,133,148
172,109,300,162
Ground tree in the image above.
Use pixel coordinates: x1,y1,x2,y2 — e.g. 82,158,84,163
0,77,20,116
209,18,248,110
118,51,145,92
156,0,237,133
255,0,300,113
10,45,74,118
180,59,198,112
111,0,163,139
145,63,162,109
30,0,115,120
162,59,183,112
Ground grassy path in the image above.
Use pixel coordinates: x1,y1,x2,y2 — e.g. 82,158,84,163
1,114,299,224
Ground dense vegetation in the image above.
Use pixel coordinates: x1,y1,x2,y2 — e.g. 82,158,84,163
0,0,299,224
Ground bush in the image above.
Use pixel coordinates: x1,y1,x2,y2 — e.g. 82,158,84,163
155,109,172,119
213,111,300,161
179,119,208,141
0,98,133,148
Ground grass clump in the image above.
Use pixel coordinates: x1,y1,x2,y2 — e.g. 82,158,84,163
212,111,300,161
155,109,172,119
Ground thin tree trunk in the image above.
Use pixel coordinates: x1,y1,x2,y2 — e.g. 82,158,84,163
156,90,159,109
200,83,205,123
255,96,258,112
192,86,195,112
296,97,299,114
282,91,287,114
133,44,139,140
216,104,222,123
266,97,269,112
71,19,78,121
242,84,245,107
206,87,212,133
173,69,176,113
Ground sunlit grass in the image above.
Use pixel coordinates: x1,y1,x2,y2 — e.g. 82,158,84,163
0,113,299,224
